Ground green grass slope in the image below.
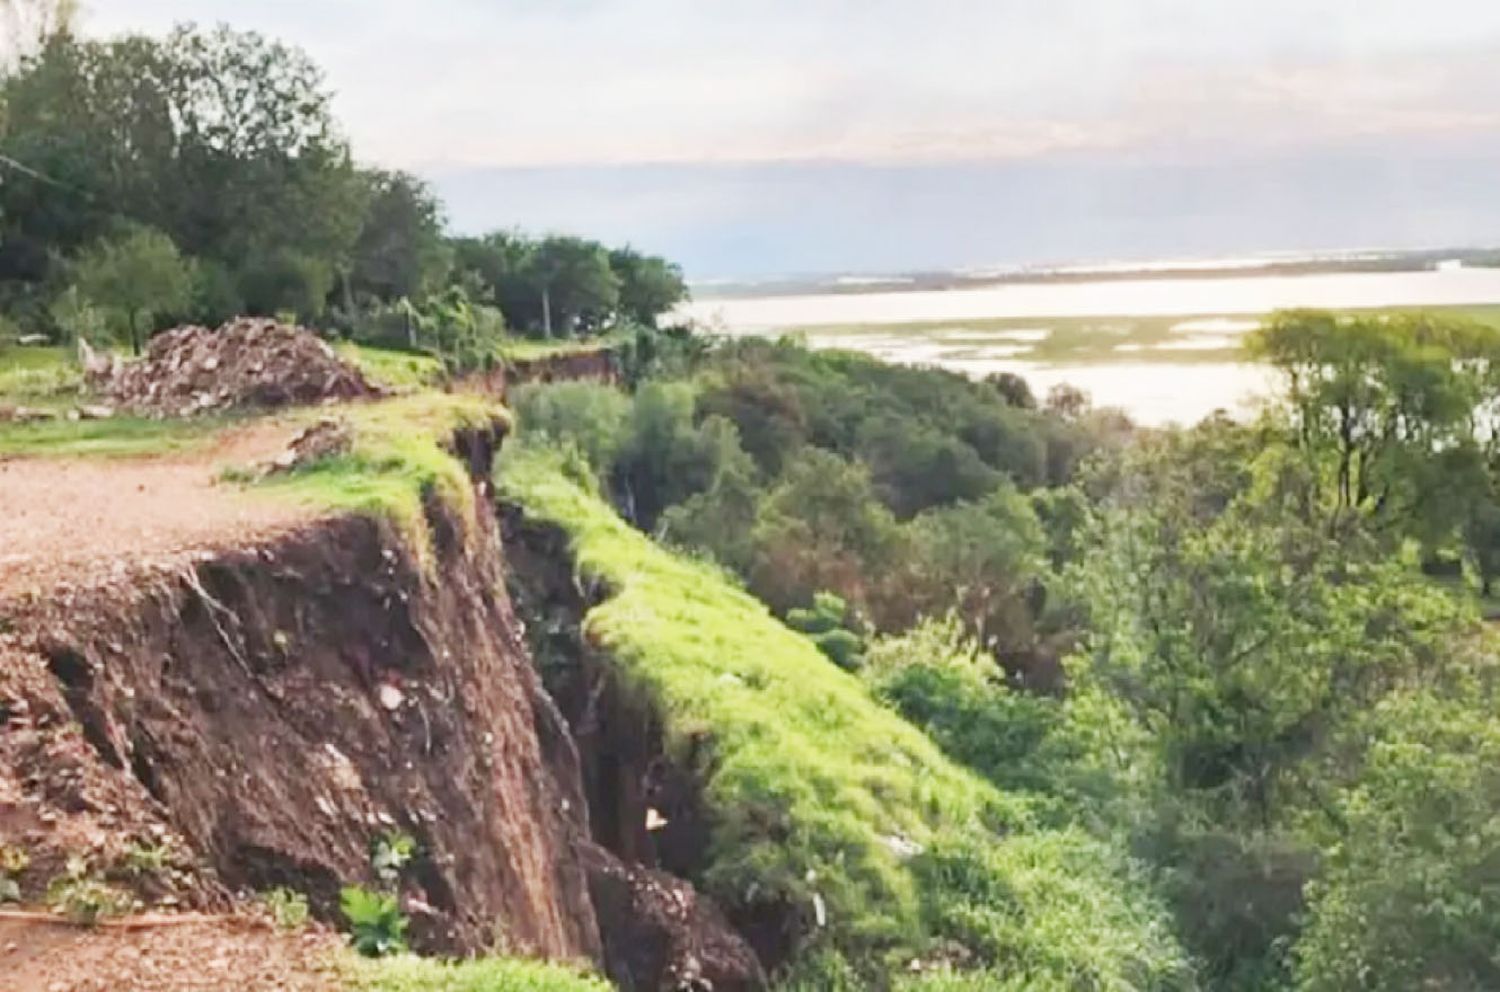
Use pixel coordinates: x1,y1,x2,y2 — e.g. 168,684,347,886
344,954,610,992
498,445,1191,990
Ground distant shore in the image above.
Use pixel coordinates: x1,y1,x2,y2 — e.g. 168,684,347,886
691,247,1500,300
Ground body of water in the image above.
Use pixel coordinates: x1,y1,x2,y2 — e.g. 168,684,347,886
680,266,1500,425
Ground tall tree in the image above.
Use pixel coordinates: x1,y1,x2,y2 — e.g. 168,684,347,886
608,246,687,328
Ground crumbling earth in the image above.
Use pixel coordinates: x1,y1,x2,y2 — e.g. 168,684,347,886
100,320,379,418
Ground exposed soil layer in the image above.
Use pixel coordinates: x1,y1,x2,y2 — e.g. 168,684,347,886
0,420,316,598
102,320,379,418
1,470,602,959
501,506,768,987
1,915,344,992
465,347,623,401
582,842,766,992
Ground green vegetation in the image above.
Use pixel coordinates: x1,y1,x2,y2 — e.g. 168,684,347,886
336,342,445,392
45,856,134,924
791,303,1500,368
344,954,610,992
263,886,311,931
342,885,410,958
499,443,1190,988
255,393,503,551
0,413,221,457
0,22,688,373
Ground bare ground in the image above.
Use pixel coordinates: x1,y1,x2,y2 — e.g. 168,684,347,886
0,914,345,992
0,420,320,600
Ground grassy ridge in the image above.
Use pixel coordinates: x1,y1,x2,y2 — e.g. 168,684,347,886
498,445,1189,988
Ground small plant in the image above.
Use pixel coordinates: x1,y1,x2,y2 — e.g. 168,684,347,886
46,857,133,924
0,843,25,904
341,884,408,957
370,830,416,887
262,886,310,931
121,841,171,878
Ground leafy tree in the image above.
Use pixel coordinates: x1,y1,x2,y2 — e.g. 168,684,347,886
748,448,905,617
906,486,1046,669
510,381,632,479
1296,688,1500,991
527,235,619,336
72,225,191,353
614,383,739,529
608,245,687,327
347,169,450,303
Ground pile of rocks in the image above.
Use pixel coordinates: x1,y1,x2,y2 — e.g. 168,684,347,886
102,319,379,417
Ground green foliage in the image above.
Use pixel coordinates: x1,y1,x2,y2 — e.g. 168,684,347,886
499,445,1189,988
510,381,632,480
608,246,688,328
371,831,417,888
0,26,362,321
343,953,610,992
46,856,134,924
349,170,451,303
342,885,410,958
864,618,1092,810
1294,687,1500,991
786,591,867,671
0,843,27,904
263,886,311,931
72,225,192,353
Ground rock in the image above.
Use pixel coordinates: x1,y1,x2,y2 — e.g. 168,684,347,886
98,319,381,417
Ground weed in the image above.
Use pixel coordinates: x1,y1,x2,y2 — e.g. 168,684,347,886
263,886,310,931
342,885,409,958
46,857,134,924
121,841,172,878
371,831,417,888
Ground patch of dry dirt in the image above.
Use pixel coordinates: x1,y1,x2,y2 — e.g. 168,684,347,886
0,421,319,599
0,914,344,992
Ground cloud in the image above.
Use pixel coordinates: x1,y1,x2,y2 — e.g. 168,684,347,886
84,0,1500,170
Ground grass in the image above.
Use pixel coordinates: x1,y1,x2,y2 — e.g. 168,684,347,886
336,343,446,392
0,415,225,457
497,332,628,364
790,303,1500,369
254,392,507,557
0,344,84,409
342,954,609,992
498,444,1190,988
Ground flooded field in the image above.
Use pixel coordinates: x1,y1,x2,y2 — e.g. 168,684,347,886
682,267,1500,425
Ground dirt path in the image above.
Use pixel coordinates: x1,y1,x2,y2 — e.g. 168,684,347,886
0,420,320,599
0,915,345,992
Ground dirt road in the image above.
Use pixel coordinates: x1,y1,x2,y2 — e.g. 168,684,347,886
0,421,319,599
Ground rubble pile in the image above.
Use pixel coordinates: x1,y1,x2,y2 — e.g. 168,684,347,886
103,319,379,417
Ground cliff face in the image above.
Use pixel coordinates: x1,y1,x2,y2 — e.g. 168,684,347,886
1,486,602,959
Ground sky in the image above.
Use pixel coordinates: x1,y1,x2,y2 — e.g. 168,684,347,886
86,1,1500,278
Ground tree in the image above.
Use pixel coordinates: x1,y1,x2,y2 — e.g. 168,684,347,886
0,26,362,306
0,0,77,68
1296,689,1500,991
73,225,190,353
1248,309,1500,537
608,246,687,328
527,236,619,337
347,170,450,304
